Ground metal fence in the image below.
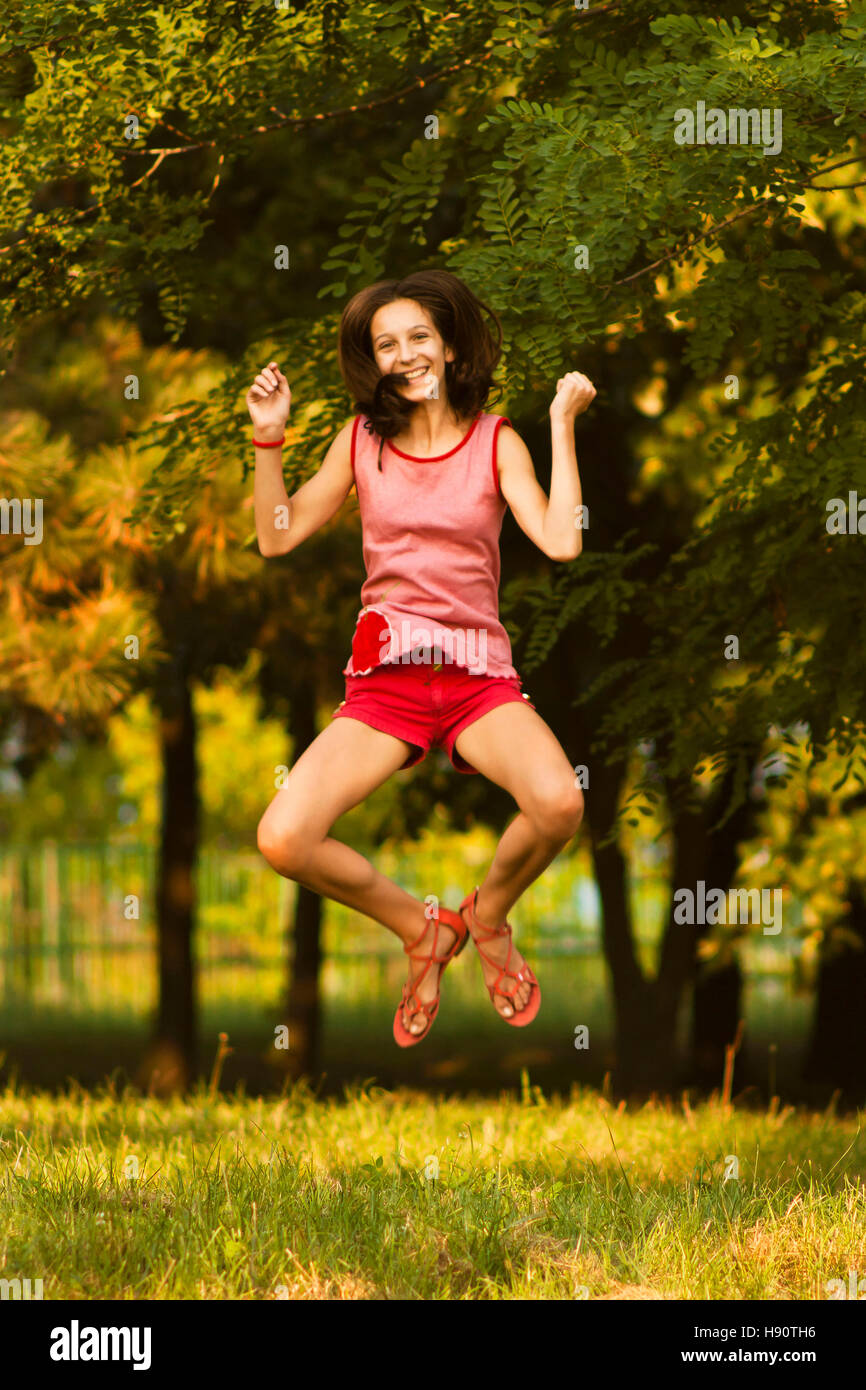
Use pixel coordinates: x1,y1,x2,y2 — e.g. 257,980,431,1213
0,841,794,1021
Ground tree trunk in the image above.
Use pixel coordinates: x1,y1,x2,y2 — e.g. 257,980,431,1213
543,657,684,1096
283,674,323,1081
803,884,866,1094
586,752,682,1096
145,662,199,1093
285,885,323,1080
531,652,753,1099
588,756,754,1098
689,807,749,1093
653,754,760,1096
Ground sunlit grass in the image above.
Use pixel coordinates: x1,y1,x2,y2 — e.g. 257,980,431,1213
1,1080,863,1300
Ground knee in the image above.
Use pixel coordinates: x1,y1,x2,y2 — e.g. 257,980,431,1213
257,809,312,875
528,782,584,843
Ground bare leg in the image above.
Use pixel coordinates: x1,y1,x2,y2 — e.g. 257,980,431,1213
257,716,459,1035
453,702,584,1018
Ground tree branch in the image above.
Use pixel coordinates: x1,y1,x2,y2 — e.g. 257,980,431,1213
0,151,168,255
600,152,865,297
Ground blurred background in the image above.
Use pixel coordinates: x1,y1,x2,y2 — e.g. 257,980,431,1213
1,0,864,1103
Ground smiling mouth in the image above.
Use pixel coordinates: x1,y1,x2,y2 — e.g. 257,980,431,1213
397,365,430,381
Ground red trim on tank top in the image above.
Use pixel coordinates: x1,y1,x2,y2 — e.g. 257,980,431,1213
350,414,361,482
491,415,511,498
386,412,482,462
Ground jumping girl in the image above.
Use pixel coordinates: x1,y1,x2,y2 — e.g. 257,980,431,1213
248,270,595,1047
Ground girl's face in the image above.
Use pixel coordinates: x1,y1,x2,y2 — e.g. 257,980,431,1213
369,299,454,403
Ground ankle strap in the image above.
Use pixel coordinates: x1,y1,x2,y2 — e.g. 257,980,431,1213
467,887,509,937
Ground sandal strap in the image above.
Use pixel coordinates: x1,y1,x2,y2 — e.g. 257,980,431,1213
464,888,534,1004
403,910,437,954
405,940,455,965
399,977,439,1020
398,905,463,1028
465,889,518,954
475,934,528,999
403,906,464,964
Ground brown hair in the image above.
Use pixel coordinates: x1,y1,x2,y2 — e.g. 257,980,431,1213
337,270,503,468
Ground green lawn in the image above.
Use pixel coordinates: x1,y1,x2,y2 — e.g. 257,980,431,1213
1,1081,863,1299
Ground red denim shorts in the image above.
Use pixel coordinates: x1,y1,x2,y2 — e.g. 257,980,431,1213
331,661,536,774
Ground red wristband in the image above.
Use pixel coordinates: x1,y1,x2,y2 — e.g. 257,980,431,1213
253,434,285,448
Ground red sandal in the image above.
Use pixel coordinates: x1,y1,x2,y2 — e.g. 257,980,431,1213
393,903,470,1048
459,887,541,1027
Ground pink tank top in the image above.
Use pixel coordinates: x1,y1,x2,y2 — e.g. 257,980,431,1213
343,410,518,679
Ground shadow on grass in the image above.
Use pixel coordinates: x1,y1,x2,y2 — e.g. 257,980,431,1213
0,987,833,1108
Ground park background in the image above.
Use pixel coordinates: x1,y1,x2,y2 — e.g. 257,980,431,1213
1,0,865,1110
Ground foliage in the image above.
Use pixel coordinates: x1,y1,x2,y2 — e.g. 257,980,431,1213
713,726,866,985
5,3,864,804
3,1,866,1056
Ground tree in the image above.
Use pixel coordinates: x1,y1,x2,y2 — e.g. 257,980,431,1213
3,0,864,1094
0,325,339,1089
312,3,866,1090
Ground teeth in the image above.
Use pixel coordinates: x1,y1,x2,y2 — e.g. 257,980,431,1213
403,366,429,380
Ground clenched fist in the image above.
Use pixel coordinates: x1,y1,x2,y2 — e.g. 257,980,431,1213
246,362,292,438
550,371,596,421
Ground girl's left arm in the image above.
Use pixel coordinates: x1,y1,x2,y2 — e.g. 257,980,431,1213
497,371,596,561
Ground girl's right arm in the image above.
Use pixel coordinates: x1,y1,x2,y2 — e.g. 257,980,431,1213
247,361,355,558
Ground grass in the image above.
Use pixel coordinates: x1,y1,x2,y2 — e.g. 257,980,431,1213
1,1079,863,1300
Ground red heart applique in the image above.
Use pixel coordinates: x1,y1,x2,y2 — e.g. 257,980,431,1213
352,607,393,674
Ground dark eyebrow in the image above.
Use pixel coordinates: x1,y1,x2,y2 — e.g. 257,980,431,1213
373,324,430,344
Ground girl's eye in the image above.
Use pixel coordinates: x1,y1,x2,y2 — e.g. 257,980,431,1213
377,335,427,349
